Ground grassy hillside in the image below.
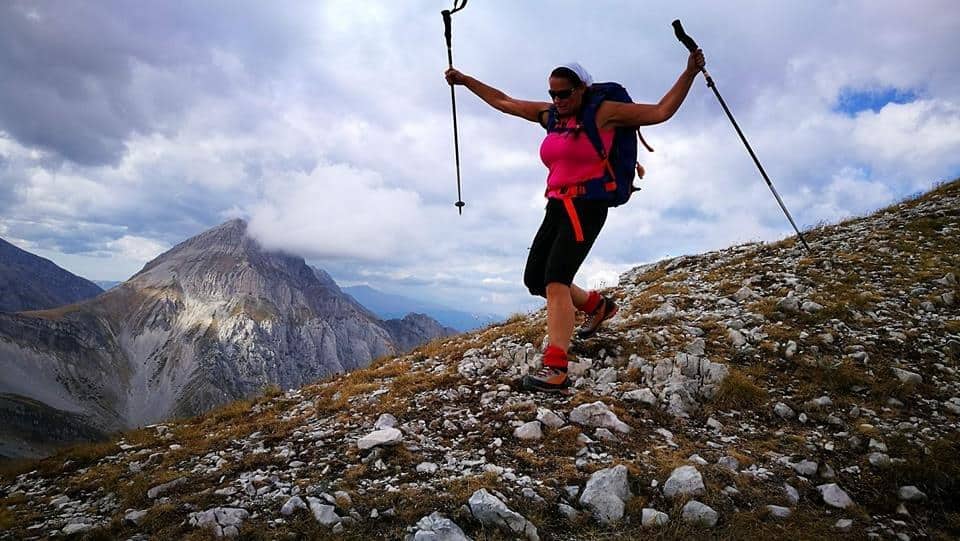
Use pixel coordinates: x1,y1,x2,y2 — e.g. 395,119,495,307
1,179,958,540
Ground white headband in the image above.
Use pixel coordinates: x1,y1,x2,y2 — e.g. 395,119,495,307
560,62,593,86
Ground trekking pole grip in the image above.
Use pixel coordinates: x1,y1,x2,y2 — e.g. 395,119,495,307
672,20,699,52
442,10,452,47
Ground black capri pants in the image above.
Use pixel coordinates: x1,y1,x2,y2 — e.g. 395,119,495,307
523,198,608,297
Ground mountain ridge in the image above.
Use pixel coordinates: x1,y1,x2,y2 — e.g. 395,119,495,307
0,179,957,539
0,237,103,313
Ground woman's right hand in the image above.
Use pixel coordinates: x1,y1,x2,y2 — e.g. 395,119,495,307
445,67,468,86
685,49,705,75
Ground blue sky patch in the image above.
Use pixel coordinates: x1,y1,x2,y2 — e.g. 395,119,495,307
835,86,919,116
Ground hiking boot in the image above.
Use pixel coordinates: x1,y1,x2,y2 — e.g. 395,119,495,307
577,295,618,339
521,366,571,393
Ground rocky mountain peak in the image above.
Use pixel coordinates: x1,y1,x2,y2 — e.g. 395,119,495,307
130,218,289,294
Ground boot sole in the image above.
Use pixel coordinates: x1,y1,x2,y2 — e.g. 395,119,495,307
520,375,572,394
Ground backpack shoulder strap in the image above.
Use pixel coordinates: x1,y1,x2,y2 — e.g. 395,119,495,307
580,102,605,159
544,106,559,132
580,84,627,159
538,108,553,130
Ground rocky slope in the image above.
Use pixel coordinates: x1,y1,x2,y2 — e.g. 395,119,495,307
0,220,450,459
0,237,103,313
0,180,957,540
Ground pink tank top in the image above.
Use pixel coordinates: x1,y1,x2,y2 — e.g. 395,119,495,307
540,118,615,198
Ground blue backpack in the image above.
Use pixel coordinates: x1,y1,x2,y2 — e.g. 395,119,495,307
545,82,653,207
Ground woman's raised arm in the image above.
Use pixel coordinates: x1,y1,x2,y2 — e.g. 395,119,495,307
597,49,705,129
445,68,552,124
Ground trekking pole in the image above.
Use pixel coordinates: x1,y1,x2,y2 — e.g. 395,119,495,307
442,0,468,214
672,20,812,253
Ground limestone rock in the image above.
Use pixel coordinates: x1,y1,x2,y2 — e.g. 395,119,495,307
663,465,705,499
623,388,658,406
357,427,403,450
375,413,398,429
148,477,188,499
569,401,631,433
410,512,471,541
765,505,792,519
189,507,250,538
898,486,927,502
536,408,565,428
783,484,800,506
417,462,439,474
817,483,855,509
513,421,543,441
62,522,93,535
468,489,539,541
124,509,148,526
280,496,307,516
774,402,795,420
718,456,739,472
834,518,854,531
892,368,922,385
579,465,632,524
307,497,341,527
681,500,718,528
776,297,800,313
642,508,669,527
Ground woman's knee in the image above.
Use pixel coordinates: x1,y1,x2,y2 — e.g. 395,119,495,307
545,282,571,299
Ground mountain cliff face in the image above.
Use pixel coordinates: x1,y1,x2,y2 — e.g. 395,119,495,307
309,268,458,352
0,237,103,313
0,219,401,457
1,180,956,540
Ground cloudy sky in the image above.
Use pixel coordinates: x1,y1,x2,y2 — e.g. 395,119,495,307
2,1,958,317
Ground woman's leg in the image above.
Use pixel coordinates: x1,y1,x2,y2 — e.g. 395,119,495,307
546,282,576,352
546,283,605,353
570,283,590,309
542,201,608,351
522,200,607,392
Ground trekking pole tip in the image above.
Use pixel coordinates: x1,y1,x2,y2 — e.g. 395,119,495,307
455,200,465,215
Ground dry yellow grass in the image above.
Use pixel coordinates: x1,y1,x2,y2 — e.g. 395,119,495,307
0,506,15,531
633,266,669,284
710,369,768,410
116,468,185,509
540,425,583,457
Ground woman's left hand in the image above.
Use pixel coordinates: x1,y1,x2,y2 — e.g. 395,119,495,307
686,48,705,75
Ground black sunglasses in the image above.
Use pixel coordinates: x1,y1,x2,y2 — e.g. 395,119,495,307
548,88,575,100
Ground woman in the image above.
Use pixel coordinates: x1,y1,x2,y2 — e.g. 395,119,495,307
445,49,705,392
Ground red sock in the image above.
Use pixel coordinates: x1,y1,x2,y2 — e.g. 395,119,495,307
543,345,568,371
579,291,602,314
